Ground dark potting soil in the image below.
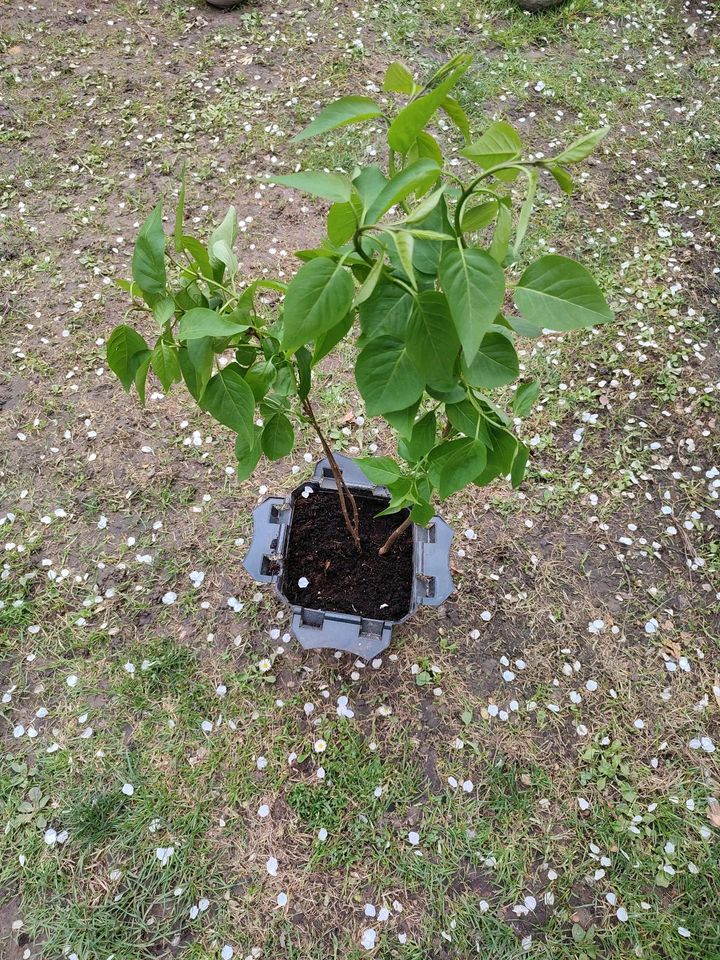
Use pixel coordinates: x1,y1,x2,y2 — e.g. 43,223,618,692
282,490,414,620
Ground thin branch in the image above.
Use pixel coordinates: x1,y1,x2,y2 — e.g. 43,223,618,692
301,398,361,550
378,513,413,556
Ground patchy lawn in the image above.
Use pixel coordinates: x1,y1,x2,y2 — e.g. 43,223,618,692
1,0,718,958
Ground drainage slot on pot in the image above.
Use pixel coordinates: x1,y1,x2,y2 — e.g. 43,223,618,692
261,555,281,577
299,608,325,630
360,618,384,638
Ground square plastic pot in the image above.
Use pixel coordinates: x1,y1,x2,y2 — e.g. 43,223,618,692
243,454,454,659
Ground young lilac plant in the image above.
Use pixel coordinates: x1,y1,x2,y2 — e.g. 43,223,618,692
107,54,613,556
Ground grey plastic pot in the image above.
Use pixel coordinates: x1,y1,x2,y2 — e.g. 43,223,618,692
243,454,454,660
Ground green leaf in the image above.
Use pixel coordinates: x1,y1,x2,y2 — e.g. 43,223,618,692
312,310,354,366
262,413,294,460
358,280,413,342
355,456,401,486
244,360,276,402
178,337,214,401
411,502,435,526
511,442,529,487
392,230,416,288
200,363,255,446
235,343,257,369
415,670,432,686
474,423,517,486
445,399,492,443
504,313,543,338
462,331,519,388
513,168,538,258
406,291,459,387
295,346,312,400
235,426,263,482
383,62,415,95
553,126,609,164
208,207,238,276
211,238,238,279
134,353,152,406
403,185,446,224
151,338,181,392
375,477,415,515
408,131,444,168
399,410,436,461
441,95,470,142
266,171,352,204
293,96,383,142
355,336,424,416
489,201,513,264
514,255,614,331
327,201,358,246
439,246,505,363
181,236,214,280
174,166,186,253
353,166,389,217
281,258,355,354
365,159,441,224
354,254,385,307
462,120,522,173
152,297,175,328
384,400,421,439
387,54,471,154
434,438,487,499
513,379,540,417
178,307,249,341
132,204,166,299
547,164,573,195
461,198,499,233
107,325,151,390
406,229,455,241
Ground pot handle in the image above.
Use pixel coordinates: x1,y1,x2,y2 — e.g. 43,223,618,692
243,497,289,583
291,609,393,660
416,517,454,607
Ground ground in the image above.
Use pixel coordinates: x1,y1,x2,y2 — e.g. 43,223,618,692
1,0,719,958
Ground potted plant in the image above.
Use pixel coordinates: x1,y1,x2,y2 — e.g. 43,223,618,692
107,54,613,657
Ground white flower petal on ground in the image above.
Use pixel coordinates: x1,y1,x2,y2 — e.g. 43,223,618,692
221,946,234,960
408,831,420,846
277,891,288,907
266,857,278,877
616,906,629,923
162,591,177,605
121,783,134,796
66,675,78,687
258,804,270,818
361,928,376,951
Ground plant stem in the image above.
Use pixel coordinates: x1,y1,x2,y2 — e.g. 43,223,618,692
378,513,413,556
301,398,361,551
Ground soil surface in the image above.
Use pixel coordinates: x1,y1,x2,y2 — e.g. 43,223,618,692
282,490,413,620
